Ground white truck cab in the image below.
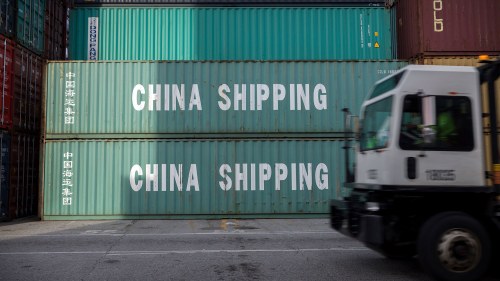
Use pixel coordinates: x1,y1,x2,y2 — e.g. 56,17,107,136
331,60,500,281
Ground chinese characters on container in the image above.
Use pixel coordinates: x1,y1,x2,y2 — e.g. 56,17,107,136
62,152,74,206
64,72,76,125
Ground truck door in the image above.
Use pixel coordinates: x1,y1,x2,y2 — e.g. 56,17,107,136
397,94,483,186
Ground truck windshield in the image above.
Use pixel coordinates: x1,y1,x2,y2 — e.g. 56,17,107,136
360,96,393,151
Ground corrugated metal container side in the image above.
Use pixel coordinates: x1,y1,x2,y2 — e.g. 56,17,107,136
9,132,39,219
69,7,395,60
44,0,68,60
45,61,406,137
0,1,16,38
13,44,43,132
17,0,46,54
0,35,15,130
71,0,386,5
42,139,348,219
410,55,500,186
396,0,500,59
0,130,10,219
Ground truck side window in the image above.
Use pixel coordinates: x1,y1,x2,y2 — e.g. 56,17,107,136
399,96,422,150
360,96,393,151
399,96,474,151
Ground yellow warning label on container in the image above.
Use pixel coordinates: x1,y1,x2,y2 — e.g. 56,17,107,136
374,42,380,48
374,32,379,37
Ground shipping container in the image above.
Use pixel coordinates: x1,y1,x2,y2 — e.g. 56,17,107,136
71,0,386,5
0,0,16,38
17,0,46,54
13,44,43,132
45,0,68,60
395,0,500,59
45,60,407,137
42,138,347,219
0,130,10,219
9,132,38,219
69,6,395,60
0,35,15,130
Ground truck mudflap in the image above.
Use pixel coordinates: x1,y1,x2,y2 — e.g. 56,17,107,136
330,199,347,232
331,198,385,245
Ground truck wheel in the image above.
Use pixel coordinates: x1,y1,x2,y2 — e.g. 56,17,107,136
417,212,491,281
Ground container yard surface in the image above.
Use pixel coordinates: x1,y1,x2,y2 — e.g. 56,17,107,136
1,217,499,281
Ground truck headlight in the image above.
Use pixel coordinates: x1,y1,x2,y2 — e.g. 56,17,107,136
365,202,380,212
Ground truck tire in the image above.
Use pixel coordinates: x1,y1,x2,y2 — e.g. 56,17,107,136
417,212,492,281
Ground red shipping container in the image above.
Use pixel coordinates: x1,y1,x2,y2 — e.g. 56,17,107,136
395,0,500,59
45,0,68,60
0,35,14,130
8,133,39,219
13,45,43,132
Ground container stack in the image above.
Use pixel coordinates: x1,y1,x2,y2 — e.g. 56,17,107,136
41,0,410,220
32,0,500,220
0,0,69,220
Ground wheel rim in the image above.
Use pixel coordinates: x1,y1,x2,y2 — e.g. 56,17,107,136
437,228,481,273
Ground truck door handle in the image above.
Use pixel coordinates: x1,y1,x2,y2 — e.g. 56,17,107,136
407,157,417,180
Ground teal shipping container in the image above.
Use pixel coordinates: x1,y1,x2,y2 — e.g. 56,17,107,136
69,6,395,60
17,0,46,54
45,60,406,137
42,139,347,219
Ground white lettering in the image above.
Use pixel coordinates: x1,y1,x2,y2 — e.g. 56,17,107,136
217,163,328,191
433,0,443,32
189,84,202,110
235,164,248,191
132,84,202,111
186,164,199,191
148,84,161,111
170,164,182,191
316,163,328,190
259,163,272,190
234,84,246,110
296,84,310,110
273,84,286,110
219,164,232,190
313,84,327,110
218,84,231,111
275,163,288,191
132,84,145,111
146,164,158,191
299,163,312,190
130,164,143,191
218,84,328,111
172,84,185,110
257,84,270,110
130,164,200,192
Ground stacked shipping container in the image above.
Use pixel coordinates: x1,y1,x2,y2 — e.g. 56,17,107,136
1,0,69,221
42,0,499,219
42,1,405,220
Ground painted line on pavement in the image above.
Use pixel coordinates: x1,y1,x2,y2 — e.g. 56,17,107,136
0,231,344,238
0,247,369,256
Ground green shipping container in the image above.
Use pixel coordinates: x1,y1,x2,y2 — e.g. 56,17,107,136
69,6,395,60
17,0,45,54
42,139,347,219
45,60,407,137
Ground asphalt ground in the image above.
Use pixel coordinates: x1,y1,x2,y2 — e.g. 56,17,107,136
0,218,497,281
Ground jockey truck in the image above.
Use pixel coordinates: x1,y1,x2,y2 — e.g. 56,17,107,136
330,57,500,281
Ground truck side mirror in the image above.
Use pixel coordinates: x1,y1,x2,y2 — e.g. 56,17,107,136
422,95,436,144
